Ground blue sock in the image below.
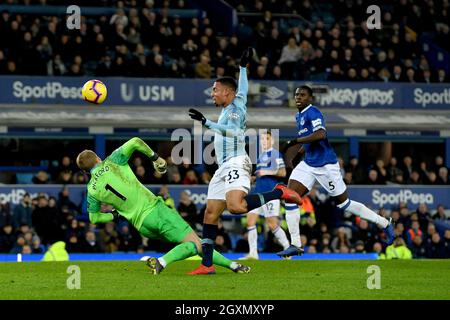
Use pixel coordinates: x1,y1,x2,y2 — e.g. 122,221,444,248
244,189,282,211
201,224,218,267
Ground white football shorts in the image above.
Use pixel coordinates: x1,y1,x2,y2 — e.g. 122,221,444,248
248,199,280,218
289,161,347,197
207,155,252,200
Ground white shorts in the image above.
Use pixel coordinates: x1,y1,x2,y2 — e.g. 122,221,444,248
289,161,347,197
249,200,280,218
207,155,252,200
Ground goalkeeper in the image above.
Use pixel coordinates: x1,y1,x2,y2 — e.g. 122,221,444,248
76,137,250,275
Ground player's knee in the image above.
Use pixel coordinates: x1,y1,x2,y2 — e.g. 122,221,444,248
267,220,278,230
227,203,246,214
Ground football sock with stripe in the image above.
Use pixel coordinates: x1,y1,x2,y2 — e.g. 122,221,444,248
201,224,218,267
244,189,282,212
338,199,389,228
285,203,302,247
247,226,258,256
272,226,290,250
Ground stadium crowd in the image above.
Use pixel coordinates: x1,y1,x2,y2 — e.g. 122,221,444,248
0,0,449,82
0,185,449,258
1,152,448,186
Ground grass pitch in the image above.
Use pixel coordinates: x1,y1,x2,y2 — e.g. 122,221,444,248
0,260,449,300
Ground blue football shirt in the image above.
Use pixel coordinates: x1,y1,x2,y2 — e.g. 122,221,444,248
295,104,338,167
254,148,285,193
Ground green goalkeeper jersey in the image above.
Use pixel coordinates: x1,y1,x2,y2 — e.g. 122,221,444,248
86,137,159,230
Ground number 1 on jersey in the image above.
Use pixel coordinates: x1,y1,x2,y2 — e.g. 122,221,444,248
105,184,127,201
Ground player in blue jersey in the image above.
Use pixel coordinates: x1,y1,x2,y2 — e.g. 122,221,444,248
276,85,395,258
188,48,303,274
240,131,290,260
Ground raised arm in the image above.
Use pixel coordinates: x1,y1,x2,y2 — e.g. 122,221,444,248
121,137,158,161
235,66,249,105
111,137,166,173
236,47,254,106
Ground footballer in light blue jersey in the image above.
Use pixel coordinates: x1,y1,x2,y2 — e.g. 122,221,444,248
187,48,303,274
276,85,395,259
205,66,248,166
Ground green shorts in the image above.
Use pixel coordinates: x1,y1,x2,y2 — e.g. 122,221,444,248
139,198,193,243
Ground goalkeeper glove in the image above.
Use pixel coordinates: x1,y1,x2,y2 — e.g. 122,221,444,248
239,47,255,67
188,108,207,125
153,157,167,174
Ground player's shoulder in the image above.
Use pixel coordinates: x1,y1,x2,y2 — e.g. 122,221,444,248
231,96,247,111
305,104,322,114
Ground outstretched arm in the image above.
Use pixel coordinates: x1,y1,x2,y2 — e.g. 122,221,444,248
189,108,243,136
205,115,242,136
111,137,167,173
121,137,159,161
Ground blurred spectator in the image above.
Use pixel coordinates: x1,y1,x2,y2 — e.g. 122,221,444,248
416,204,431,231
57,186,79,214
135,165,151,184
425,232,446,258
195,54,212,79
118,223,139,252
406,220,423,247
177,191,198,229
433,205,448,221
0,224,15,253
32,171,49,184
99,221,120,253
166,157,180,183
385,237,412,259
437,167,449,184
32,195,63,246
401,156,414,182
331,227,351,253
387,158,402,181
158,185,175,209
183,170,199,185
345,156,364,184
0,201,12,229
79,231,102,253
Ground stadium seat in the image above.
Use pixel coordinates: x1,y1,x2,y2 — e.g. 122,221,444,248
16,173,34,184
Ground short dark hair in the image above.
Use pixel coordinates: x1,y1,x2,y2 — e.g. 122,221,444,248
299,85,314,97
215,77,237,91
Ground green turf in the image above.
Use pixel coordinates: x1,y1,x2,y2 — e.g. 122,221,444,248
0,260,449,300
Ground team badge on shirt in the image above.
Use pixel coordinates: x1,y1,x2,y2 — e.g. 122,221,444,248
228,112,240,120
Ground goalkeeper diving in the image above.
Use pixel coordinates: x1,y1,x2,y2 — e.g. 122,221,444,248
76,137,250,274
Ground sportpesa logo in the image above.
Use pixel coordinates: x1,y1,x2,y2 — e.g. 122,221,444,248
13,81,81,102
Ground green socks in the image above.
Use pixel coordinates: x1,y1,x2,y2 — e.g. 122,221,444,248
160,241,234,270
161,241,198,265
